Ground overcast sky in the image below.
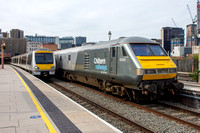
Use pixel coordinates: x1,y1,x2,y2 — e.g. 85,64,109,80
0,0,197,42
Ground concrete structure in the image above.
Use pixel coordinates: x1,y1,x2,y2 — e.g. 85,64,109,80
161,27,184,55
27,42,43,53
75,36,86,47
10,29,24,39
171,37,184,54
59,36,74,49
40,43,58,51
186,24,198,46
0,65,122,132
0,38,27,55
171,46,193,57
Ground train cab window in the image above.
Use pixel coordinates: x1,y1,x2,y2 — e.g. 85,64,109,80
60,56,62,61
68,55,71,61
35,53,53,64
131,44,167,56
122,47,127,56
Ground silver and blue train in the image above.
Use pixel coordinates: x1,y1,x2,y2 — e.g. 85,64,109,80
11,49,56,77
54,36,183,101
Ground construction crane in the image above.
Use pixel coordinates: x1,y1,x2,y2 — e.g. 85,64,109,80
171,18,177,27
187,5,197,24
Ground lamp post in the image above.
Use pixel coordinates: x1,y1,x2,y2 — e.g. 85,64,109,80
108,31,112,41
1,41,5,69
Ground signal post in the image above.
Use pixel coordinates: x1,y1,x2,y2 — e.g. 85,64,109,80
1,41,5,69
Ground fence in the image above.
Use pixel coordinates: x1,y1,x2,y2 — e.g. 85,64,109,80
172,58,199,72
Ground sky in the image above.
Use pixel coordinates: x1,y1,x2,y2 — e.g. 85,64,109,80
0,0,197,42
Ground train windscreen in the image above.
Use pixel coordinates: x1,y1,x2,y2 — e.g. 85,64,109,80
131,44,167,56
35,53,53,64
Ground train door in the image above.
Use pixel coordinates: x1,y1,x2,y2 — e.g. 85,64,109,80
110,47,118,74
68,54,71,70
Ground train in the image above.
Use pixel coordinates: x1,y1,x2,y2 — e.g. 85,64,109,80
11,49,56,77
54,37,184,102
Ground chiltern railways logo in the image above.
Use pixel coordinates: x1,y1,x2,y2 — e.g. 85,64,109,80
94,58,107,71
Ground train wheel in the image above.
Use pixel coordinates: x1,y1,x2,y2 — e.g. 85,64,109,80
132,90,139,103
99,82,105,92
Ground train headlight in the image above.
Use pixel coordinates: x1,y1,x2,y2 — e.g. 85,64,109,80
135,68,144,75
144,69,157,74
34,66,39,70
51,66,55,70
169,68,177,73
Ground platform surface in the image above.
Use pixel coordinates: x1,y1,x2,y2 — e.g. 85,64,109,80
0,65,121,133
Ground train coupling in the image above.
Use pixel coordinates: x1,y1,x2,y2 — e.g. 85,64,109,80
143,84,157,93
171,81,184,91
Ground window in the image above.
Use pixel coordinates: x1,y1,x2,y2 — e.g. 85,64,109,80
28,53,32,65
122,47,127,56
68,55,71,61
35,53,53,64
131,44,167,56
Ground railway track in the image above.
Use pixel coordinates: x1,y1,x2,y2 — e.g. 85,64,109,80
47,78,199,132
48,81,154,133
142,102,200,129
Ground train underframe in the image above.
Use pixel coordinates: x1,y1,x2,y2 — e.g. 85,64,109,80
57,70,184,103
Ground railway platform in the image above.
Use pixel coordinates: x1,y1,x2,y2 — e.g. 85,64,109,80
0,65,121,133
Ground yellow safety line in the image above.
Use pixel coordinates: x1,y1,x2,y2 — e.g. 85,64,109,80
10,67,57,133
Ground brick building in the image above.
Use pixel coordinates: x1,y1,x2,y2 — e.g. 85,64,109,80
40,43,58,51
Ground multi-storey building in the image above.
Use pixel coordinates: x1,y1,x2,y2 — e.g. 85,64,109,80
75,36,86,47
197,0,200,35
0,29,2,38
27,42,43,53
26,35,59,45
0,38,27,55
161,27,184,55
59,36,74,49
10,29,24,38
186,24,197,46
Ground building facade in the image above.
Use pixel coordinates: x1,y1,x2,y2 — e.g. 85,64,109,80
161,27,184,55
40,43,58,51
26,35,59,45
75,36,86,47
197,0,200,35
10,29,24,38
0,38,27,55
0,29,2,38
27,41,43,53
59,36,74,49
170,37,184,54
186,24,197,46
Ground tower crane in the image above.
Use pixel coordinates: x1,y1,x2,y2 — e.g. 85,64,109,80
171,18,177,27
187,5,197,24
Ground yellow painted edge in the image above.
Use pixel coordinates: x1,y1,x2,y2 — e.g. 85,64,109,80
142,73,177,80
10,66,57,133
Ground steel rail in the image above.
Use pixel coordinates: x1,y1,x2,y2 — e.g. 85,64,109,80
50,82,154,133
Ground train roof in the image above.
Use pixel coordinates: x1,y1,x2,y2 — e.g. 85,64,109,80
96,36,159,45
54,36,159,54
